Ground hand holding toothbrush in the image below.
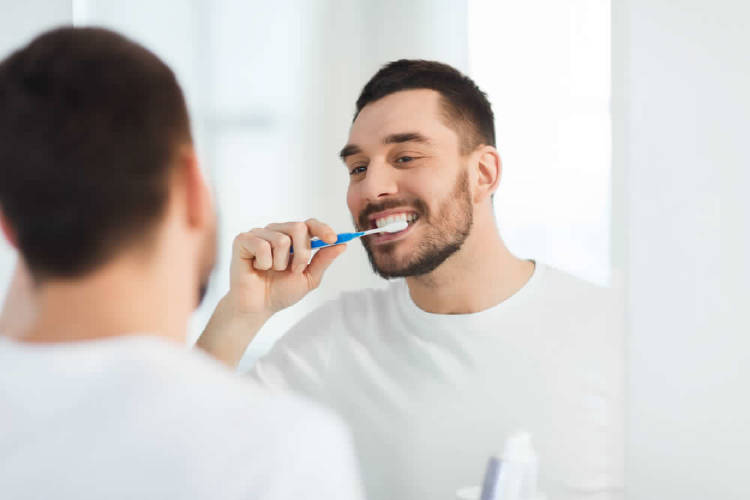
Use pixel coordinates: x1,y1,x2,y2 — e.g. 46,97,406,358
223,218,345,317
212,218,407,318
198,218,342,366
198,218,403,367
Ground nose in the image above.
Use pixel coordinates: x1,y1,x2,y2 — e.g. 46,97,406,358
359,160,398,202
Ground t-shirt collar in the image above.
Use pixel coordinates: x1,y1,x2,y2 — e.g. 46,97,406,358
393,261,545,333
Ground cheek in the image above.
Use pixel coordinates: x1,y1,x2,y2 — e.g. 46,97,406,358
406,172,441,203
346,185,361,216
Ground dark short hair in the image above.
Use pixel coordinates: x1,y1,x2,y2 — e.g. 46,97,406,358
355,59,495,153
0,27,191,281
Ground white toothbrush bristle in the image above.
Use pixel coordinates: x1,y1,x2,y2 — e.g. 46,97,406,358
384,220,408,233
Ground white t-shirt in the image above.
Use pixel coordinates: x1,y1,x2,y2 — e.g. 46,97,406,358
0,335,364,500
251,263,624,500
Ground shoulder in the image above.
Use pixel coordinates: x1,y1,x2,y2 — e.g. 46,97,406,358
530,265,624,397
114,339,277,413
533,263,618,310
120,341,349,449
531,263,624,344
163,359,362,498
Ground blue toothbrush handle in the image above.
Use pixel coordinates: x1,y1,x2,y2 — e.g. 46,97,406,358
310,232,363,248
292,232,364,253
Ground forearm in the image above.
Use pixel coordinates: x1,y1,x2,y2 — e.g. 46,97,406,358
195,294,271,369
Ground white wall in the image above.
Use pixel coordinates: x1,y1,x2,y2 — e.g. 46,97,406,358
613,1,750,498
0,0,72,305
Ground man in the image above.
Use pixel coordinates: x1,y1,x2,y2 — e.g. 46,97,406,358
198,60,624,500
0,27,363,499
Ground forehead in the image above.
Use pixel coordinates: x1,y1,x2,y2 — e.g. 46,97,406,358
347,89,459,150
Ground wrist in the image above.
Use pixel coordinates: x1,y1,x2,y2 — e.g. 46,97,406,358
219,291,273,325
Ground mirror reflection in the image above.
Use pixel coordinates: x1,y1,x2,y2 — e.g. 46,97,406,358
1,1,747,500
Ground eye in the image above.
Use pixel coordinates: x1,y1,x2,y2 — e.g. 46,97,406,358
349,165,367,176
395,156,415,164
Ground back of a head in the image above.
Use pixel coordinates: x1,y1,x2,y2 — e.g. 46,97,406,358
355,59,496,153
0,27,192,282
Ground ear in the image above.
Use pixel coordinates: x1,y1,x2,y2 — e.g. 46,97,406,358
0,210,19,249
176,145,212,230
473,146,502,203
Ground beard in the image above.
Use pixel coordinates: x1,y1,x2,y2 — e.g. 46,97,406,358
357,169,473,279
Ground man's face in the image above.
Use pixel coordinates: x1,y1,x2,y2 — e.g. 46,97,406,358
342,89,474,278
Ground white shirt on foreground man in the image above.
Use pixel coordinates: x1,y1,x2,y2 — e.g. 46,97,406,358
198,60,625,500
0,335,361,499
0,27,363,500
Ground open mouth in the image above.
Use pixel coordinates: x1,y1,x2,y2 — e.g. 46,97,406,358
371,212,418,229
367,211,419,244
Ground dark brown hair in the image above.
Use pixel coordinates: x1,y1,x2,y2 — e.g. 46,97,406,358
355,59,495,153
0,27,191,280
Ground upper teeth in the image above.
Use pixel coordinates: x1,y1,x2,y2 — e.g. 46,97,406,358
375,213,417,228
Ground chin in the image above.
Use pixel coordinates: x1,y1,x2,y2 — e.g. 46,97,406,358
370,253,420,278
371,246,410,267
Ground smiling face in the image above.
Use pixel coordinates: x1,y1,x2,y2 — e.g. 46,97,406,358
342,89,475,278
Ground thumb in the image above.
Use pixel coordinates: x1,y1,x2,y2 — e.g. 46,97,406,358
304,244,347,290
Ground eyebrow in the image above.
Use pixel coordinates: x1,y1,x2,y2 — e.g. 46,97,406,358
339,132,432,160
384,132,431,146
339,144,362,160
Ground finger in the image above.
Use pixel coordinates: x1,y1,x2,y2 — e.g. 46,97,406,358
305,218,337,244
249,228,291,271
233,232,273,271
304,243,347,290
265,221,312,274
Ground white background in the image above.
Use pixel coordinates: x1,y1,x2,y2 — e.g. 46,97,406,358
1,1,748,498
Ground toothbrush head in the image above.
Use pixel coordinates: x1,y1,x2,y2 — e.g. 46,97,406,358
382,220,408,233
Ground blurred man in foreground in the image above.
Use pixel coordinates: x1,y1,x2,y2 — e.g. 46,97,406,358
198,61,624,500
0,27,362,500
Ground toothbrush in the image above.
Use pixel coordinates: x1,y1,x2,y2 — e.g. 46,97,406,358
291,220,408,253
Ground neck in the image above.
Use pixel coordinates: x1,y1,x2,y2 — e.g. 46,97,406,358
406,210,535,314
18,251,192,345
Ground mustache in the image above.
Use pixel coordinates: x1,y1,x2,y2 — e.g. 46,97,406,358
357,197,429,230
